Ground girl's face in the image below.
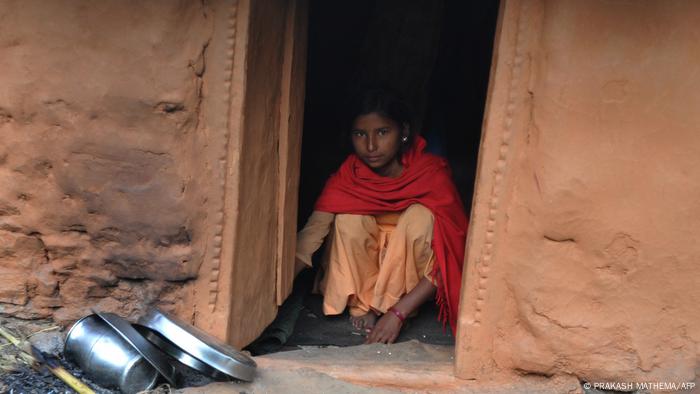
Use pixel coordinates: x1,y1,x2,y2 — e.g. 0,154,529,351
350,112,408,177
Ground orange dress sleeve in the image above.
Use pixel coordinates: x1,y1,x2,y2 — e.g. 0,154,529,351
295,210,335,267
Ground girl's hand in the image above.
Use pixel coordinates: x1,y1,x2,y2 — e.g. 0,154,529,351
365,312,402,344
364,278,436,344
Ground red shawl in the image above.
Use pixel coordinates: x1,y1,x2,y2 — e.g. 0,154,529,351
314,137,468,333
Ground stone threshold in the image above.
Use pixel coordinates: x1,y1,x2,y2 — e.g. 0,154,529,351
176,340,582,393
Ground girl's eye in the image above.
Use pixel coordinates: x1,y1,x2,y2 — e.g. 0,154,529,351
377,128,389,135
352,130,365,137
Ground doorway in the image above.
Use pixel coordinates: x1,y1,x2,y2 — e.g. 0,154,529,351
298,0,499,222
244,0,501,354
244,0,499,353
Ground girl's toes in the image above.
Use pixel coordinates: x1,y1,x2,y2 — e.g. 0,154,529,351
350,316,364,330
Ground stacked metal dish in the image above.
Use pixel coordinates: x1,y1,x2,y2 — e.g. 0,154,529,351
64,312,177,393
137,308,257,382
64,308,256,393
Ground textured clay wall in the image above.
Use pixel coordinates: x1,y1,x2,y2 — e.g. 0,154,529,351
0,1,212,323
458,0,700,384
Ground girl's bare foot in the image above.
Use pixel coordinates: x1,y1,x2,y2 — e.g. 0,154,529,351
350,311,378,331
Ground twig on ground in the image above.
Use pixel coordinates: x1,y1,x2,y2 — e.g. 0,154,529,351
0,323,96,394
26,325,61,338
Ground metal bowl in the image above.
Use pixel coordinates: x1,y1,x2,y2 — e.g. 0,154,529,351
64,314,159,394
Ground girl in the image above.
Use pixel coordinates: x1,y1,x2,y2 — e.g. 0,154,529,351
295,90,468,344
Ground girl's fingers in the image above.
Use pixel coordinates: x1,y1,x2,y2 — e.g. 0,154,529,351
383,332,393,344
367,330,386,344
366,331,377,343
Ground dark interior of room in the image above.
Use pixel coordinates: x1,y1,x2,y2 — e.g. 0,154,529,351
248,0,499,355
298,0,500,225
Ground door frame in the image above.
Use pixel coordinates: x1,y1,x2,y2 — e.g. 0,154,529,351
454,0,534,378
194,0,517,378
192,0,307,349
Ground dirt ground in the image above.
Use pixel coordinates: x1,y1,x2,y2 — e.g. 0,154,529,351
176,341,584,394
286,294,454,348
0,315,628,394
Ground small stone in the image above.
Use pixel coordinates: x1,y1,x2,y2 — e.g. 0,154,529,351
29,330,64,355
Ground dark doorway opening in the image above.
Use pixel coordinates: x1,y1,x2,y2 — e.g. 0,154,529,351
248,0,499,355
298,0,499,223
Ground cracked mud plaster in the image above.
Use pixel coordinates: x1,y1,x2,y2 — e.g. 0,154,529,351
487,0,700,385
0,1,212,324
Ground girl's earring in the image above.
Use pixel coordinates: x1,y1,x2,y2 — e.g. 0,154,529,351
402,136,408,143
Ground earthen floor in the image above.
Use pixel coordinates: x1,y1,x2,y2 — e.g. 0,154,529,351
286,294,454,348
177,340,584,394
0,316,614,394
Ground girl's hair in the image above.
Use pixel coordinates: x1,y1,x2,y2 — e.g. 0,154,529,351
344,89,416,151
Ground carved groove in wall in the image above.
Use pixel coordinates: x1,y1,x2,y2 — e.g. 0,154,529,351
472,0,528,325
208,1,239,312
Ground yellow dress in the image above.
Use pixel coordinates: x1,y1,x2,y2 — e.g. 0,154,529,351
296,204,435,317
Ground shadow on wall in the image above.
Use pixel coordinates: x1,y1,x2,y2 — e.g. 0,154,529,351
0,1,211,323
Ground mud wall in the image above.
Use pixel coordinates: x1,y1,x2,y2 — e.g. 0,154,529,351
0,0,213,323
458,0,700,385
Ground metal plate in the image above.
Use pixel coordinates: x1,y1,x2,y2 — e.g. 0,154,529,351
94,311,179,387
133,325,230,381
137,308,256,381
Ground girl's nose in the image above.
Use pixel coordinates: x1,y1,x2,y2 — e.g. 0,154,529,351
367,134,377,152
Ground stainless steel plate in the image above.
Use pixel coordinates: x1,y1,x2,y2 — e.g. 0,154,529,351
137,308,256,381
133,325,230,381
95,311,179,387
